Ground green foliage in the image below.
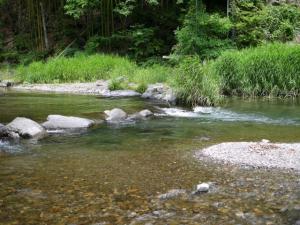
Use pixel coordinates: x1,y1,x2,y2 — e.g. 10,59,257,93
135,83,147,93
232,1,300,47
114,0,136,17
64,0,100,19
260,4,300,42
173,1,235,59
214,43,300,97
231,0,265,47
128,25,163,60
172,56,221,106
108,79,126,91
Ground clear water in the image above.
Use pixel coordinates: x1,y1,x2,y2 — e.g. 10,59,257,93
0,90,299,225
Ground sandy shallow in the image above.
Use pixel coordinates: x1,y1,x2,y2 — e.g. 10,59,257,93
196,142,300,171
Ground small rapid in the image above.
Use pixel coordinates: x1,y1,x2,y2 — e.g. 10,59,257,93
156,106,299,125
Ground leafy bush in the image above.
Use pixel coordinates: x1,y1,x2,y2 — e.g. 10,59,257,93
260,4,300,42
231,1,300,47
172,56,221,106
173,1,235,59
214,43,300,97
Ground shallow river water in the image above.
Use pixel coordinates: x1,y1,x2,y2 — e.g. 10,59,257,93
0,91,300,225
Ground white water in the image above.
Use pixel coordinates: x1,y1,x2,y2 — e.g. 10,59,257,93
156,106,298,125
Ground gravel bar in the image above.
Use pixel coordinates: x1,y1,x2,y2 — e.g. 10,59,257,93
195,142,300,171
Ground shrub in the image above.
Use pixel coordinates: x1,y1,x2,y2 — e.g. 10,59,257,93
173,1,235,60
214,43,300,97
231,1,300,47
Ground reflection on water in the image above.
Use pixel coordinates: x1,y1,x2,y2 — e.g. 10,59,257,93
0,91,300,225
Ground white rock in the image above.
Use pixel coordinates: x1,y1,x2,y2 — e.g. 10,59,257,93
42,115,95,129
261,139,270,143
6,117,46,139
196,183,210,193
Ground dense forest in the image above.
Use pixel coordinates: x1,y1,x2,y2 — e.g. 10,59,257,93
1,0,300,105
1,0,299,63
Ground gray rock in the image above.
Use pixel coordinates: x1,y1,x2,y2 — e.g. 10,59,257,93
104,108,127,122
6,117,47,139
158,189,187,200
0,125,20,142
142,83,176,104
42,115,95,129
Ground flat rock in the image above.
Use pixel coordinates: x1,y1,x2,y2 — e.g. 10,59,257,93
104,108,127,122
103,90,141,97
42,115,95,129
6,117,46,139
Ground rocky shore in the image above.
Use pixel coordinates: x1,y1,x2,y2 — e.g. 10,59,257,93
196,141,300,171
8,80,176,104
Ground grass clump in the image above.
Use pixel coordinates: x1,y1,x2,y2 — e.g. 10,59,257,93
16,54,137,83
214,43,300,97
172,56,221,106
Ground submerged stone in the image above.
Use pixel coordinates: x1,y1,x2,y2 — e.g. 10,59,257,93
158,189,187,200
104,108,127,122
42,115,95,129
128,109,154,121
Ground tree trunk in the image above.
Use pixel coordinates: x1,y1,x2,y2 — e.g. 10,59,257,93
40,1,49,50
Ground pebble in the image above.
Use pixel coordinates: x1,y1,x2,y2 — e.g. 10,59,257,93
195,183,210,193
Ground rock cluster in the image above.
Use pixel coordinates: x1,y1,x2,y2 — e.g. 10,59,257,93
142,83,176,105
1,109,154,143
104,108,153,123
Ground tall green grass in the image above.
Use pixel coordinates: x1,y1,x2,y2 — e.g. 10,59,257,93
214,43,300,97
16,53,171,85
172,56,221,106
16,43,300,106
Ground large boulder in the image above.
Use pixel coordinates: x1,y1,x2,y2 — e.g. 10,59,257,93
142,83,176,104
42,115,95,129
104,108,127,122
6,117,46,139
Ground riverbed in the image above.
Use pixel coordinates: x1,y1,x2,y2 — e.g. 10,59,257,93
0,90,299,225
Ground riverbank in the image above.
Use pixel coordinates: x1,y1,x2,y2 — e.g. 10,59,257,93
196,141,300,171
